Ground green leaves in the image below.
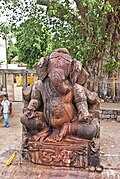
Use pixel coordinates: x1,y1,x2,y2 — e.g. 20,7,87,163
0,0,119,76
15,17,51,69
103,56,120,74
47,0,120,75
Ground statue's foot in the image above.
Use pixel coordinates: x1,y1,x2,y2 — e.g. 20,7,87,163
44,133,59,143
29,128,50,143
44,123,70,143
29,135,45,143
65,135,85,142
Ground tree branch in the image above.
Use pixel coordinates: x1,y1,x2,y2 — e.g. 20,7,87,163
36,0,49,6
74,0,88,29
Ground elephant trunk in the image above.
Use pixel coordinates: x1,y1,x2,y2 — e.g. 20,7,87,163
48,69,70,94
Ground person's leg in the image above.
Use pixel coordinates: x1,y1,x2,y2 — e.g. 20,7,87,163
3,113,7,126
3,113,10,127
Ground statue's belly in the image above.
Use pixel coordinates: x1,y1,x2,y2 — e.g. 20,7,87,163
44,97,75,128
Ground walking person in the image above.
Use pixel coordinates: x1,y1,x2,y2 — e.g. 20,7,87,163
1,95,10,127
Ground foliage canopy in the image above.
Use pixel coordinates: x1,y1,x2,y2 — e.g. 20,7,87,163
0,0,119,76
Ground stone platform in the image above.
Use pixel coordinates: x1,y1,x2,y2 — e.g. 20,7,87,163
23,139,94,168
100,102,120,121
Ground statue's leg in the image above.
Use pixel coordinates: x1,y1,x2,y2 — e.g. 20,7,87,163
69,119,99,140
52,118,99,142
29,127,51,143
21,111,50,143
21,111,45,130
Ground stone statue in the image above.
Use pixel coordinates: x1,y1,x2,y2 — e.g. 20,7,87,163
21,48,100,168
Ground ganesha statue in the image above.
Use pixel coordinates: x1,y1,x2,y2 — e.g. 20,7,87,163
21,48,100,168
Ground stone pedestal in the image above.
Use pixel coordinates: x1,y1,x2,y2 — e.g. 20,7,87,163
23,139,91,168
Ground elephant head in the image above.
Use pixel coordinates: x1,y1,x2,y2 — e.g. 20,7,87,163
48,48,73,94
35,49,71,95
35,48,89,94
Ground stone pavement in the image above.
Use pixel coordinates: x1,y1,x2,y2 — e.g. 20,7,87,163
0,162,120,179
0,102,120,178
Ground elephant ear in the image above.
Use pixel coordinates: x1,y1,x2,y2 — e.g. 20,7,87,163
77,68,89,86
35,57,49,81
70,59,89,85
69,59,82,84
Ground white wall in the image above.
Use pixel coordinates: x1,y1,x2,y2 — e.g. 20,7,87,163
0,37,7,69
8,64,27,69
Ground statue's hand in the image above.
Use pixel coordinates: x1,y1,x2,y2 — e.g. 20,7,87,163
25,109,35,119
57,123,70,141
78,113,93,122
78,114,86,122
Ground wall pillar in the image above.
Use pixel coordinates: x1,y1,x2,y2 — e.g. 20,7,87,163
22,71,27,87
2,72,7,91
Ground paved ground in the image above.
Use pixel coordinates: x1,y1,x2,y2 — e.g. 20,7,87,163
0,102,120,178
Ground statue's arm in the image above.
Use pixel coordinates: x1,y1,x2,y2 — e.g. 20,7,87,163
73,83,89,119
27,80,43,111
